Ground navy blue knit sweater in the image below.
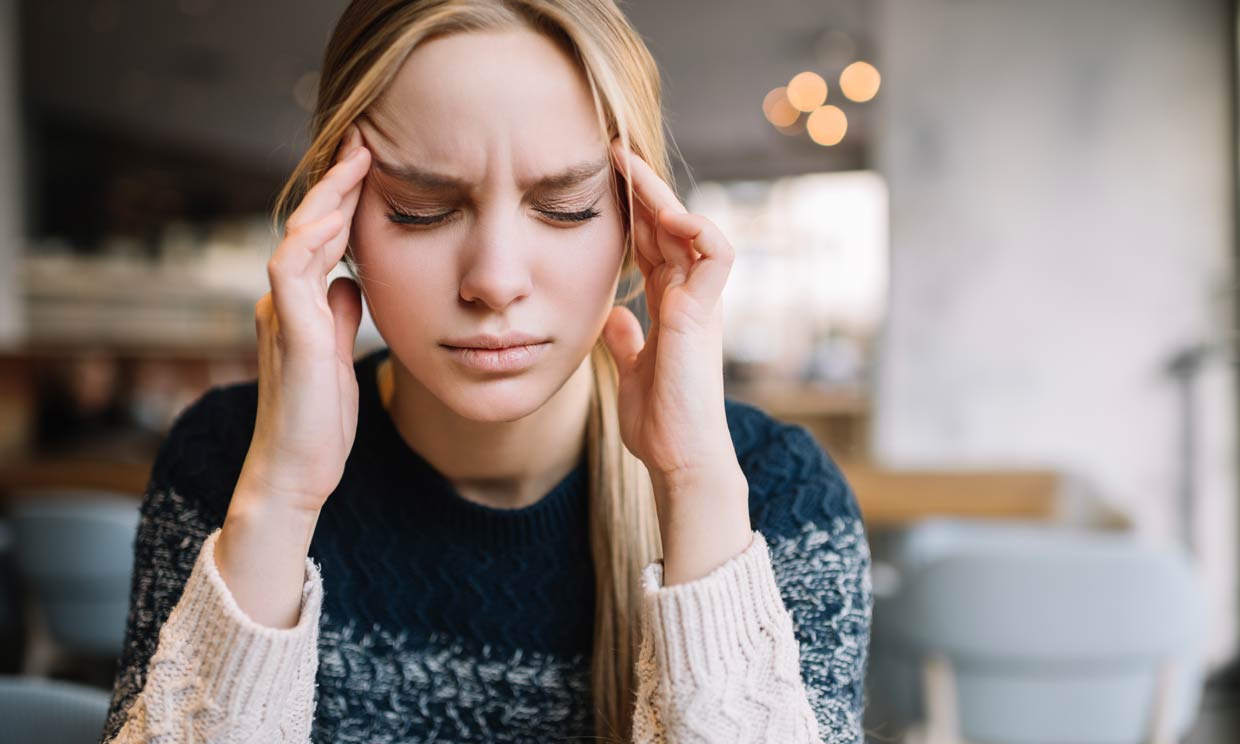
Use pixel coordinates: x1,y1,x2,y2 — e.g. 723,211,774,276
101,345,872,743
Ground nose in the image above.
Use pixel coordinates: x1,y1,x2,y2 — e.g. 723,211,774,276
457,207,534,311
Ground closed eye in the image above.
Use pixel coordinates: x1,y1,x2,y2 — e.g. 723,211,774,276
385,208,454,227
386,204,602,228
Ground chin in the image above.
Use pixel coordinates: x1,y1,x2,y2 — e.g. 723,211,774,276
435,376,556,423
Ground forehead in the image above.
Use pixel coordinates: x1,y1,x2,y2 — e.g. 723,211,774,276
363,28,607,185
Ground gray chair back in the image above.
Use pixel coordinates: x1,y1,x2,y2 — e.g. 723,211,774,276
877,518,1207,743
0,674,112,744
11,493,141,658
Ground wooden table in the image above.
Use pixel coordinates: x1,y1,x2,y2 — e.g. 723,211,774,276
1,454,1126,530
838,460,1091,529
0,457,152,501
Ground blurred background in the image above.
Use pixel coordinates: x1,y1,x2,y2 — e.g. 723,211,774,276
0,0,1235,742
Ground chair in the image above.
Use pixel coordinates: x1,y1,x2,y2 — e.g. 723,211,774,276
10,493,141,663
0,674,112,744
868,518,1208,744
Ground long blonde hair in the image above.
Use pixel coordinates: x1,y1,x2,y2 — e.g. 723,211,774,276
270,2,670,740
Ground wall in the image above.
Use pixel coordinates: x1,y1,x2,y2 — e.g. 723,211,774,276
874,0,1238,664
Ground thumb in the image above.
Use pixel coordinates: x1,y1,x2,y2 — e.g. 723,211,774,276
602,304,644,377
327,276,363,363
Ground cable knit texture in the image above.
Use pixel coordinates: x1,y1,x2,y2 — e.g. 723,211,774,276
111,530,322,742
101,345,872,743
632,531,822,742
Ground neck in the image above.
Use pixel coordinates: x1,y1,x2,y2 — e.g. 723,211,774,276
377,350,593,510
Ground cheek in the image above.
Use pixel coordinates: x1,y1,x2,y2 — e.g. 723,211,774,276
541,215,627,347
546,211,626,296
350,206,451,336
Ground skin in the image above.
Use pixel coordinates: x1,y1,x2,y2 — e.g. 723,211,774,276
215,27,751,630
350,28,622,510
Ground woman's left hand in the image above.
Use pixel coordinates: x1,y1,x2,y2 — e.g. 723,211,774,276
600,137,753,585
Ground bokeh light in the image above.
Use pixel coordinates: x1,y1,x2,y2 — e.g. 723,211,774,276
762,86,800,128
807,104,848,146
840,61,881,102
786,71,828,112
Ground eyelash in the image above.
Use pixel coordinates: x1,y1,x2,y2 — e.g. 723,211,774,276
385,203,602,228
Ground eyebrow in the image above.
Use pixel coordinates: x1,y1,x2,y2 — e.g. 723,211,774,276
371,156,610,193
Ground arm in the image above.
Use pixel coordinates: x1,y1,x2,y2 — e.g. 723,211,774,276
102,118,374,741
630,424,873,744
101,387,326,743
105,529,323,743
631,529,824,743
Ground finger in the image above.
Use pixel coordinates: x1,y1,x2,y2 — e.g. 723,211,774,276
625,194,665,275
332,123,362,164
319,174,365,274
285,145,370,235
632,242,653,279
634,212,664,326
308,125,370,276
339,153,366,219
268,210,344,342
658,211,736,305
324,123,365,249
631,198,663,278
625,237,657,323
654,208,696,274
284,153,367,260
621,196,662,325
609,141,666,277
309,124,368,277
609,139,693,273
609,137,687,219
601,304,645,377
273,208,345,279
327,276,363,363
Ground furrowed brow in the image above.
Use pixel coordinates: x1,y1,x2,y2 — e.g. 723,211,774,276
372,157,610,193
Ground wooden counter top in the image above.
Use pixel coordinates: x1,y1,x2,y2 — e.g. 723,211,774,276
0,453,1099,529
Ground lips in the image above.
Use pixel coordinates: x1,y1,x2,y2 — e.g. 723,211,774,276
443,339,551,373
442,332,550,350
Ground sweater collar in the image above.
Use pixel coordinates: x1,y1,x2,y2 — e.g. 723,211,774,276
352,346,590,546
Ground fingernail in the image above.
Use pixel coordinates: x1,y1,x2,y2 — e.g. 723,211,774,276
347,146,365,161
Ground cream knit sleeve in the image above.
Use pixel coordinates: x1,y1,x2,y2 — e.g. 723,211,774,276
631,530,823,744
104,527,819,743
105,528,323,744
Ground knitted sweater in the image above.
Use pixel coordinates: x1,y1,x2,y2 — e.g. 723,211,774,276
100,345,873,743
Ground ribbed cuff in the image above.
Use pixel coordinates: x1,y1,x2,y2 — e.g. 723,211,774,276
157,527,323,722
639,530,795,687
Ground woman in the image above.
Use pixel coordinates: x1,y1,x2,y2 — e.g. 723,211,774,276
101,1,872,742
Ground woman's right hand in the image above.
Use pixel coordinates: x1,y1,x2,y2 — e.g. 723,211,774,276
216,124,370,629
238,123,371,516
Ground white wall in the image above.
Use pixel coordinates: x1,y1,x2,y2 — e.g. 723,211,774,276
874,0,1238,664
0,0,24,347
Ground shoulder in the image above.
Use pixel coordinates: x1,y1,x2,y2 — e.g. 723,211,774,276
724,396,863,540
144,377,259,523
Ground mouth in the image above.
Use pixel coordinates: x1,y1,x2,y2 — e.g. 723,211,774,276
441,341,551,373
441,332,551,350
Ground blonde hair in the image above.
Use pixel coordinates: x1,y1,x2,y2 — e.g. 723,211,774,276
270,1,672,740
